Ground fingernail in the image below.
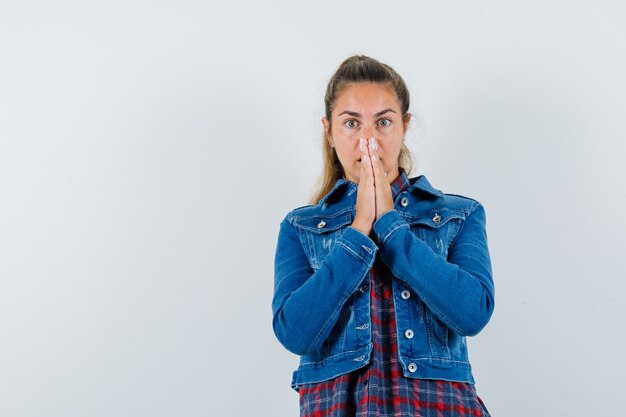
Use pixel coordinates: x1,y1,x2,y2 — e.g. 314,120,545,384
359,138,364,151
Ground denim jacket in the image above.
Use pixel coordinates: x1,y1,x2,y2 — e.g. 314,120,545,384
272,174,495,391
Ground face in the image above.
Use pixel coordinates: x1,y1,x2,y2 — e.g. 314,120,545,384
322,82,410,184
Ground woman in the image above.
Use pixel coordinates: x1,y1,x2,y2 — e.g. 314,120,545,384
272,55,495,417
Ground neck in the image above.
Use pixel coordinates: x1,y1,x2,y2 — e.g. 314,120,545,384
385,166,401,184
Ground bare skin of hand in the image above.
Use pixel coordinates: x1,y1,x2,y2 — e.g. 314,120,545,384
368,137,395,219
351,137,395,236
351,138,376,236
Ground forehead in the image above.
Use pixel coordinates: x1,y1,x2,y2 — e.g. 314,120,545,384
334,82,399,113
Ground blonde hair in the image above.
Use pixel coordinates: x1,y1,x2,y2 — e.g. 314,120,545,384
309,55,414,205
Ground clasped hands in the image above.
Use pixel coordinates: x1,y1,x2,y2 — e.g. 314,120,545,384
351,137,395,237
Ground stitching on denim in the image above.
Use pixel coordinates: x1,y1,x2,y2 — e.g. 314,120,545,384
291,205,353,220
306,261,371,352
421,295,464,335
382,222,409,246
449,201,482,250
425,309,436,356
306,296,345,353
299,347,366,365
403,212,465,226
401,356,472,365
287,215,319,272
336,240,364,262
388,266,464,335
297,222,318,270
425,310,451,358
444,219,462,247
377,215,467,334
291,208,353,234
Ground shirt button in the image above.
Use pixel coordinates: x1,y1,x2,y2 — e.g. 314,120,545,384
400,196,409,207
401,290,411,300
408,363,417,372
317,220,326,228
432,213,441,223
405,329,414,339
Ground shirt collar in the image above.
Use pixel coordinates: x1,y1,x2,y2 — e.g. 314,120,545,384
390,167,411,200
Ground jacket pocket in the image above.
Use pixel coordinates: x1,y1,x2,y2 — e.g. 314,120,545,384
292,210,352,270
405,209,465,258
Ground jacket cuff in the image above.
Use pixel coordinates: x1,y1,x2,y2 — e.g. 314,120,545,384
373,209,409,245
337,226,379,264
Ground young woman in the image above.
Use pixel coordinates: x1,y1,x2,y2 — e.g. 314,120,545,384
272,55,495,417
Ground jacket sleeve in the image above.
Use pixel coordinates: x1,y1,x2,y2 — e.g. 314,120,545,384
272,213,378,355
372,201,495,336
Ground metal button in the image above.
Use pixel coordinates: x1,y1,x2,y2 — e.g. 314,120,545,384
432,213,441,223
408,362,417,372
317,220,326,228
401,290,411,300
400,196,409,207
404,329,414,339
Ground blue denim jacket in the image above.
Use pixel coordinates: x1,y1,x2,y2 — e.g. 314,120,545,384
272,174,495,391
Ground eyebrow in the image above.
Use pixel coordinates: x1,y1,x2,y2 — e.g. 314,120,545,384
337,108,397,118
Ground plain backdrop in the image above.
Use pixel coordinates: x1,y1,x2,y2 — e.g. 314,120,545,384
1,1,625,416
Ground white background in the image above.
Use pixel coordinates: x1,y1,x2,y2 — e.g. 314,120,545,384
1,1,625,416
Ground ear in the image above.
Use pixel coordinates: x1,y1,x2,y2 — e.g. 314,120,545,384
322,116,334,147
403,113,411,137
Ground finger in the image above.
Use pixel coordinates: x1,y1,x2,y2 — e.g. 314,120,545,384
368,138,393,198
362,143,377,215
359,138,374,187
361,138,374,183
368,138,385,181
358,138,367,179
364,138,377,188
361,153,374,188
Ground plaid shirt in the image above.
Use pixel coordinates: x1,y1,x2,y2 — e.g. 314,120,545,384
298,169,492,417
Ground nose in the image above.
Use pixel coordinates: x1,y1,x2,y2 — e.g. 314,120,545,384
363,124,375,140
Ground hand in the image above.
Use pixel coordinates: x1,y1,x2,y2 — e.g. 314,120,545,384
368,137,395,220
351,138,376,236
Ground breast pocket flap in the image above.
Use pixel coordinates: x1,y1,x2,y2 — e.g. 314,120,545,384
292,212,352,234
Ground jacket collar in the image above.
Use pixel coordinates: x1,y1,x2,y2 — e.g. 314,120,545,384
408,174,445,199
319,170,444,206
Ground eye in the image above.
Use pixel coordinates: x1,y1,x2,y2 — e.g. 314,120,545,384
344,119,358,128
378,118,391,127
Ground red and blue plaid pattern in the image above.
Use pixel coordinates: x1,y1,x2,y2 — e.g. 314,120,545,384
297,169,492,417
